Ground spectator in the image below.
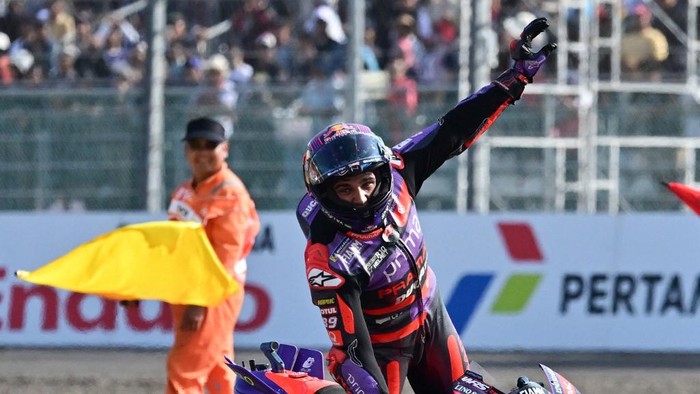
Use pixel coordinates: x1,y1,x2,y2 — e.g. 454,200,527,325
304,0,347,74
620,5,669,81
93,17,140,52
181,55,204,86
417,13,458,88
309,16,346,75
228,45,253,86
166,41,190,83
273,19,295,81
155,0,214,32
366,0,394,68
188,23,210,58
388,13,425,80
361,24,381,71
394,0,435,43
49,44,79,86
417,0,439,41
8,47,34,81
229,0,280,52
228,45,254,97
304,0,347,46
44,0,76,48
384,57,418,144
651,0,687,77
432,5,458,45
189,53,238,138
0,31,13,85
9,20,53,79
100,26,134,78
165,12,195,50
93,18,140,81
112,40,146,89
73,13,110,79
250,31,281,82
0,0,30,43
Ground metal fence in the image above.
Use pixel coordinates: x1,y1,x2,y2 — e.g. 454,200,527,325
1,84,698,212
2,0,699,212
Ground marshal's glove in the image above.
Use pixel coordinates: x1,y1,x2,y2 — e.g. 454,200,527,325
495,17,557,101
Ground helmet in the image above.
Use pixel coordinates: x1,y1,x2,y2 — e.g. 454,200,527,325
303,123,393,233
508,377,549,394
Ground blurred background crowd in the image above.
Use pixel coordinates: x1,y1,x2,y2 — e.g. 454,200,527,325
0,0,698,213
0,0,693,90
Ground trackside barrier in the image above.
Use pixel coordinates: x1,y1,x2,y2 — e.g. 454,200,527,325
1,212,698,351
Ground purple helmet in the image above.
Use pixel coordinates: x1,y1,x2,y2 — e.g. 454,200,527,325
303,123,393,233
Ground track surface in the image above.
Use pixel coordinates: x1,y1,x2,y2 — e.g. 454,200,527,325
2,348,700,393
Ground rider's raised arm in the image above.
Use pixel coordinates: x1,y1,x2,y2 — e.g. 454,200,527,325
394,17,556,197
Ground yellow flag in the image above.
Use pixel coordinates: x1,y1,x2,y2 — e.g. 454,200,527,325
16,221,239,306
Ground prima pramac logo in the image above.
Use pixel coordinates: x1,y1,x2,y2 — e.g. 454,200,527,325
446,222,544,333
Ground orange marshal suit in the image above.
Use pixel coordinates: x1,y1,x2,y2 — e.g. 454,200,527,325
166,163,260,393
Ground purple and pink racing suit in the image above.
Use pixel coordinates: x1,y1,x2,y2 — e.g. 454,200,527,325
297,81,519,394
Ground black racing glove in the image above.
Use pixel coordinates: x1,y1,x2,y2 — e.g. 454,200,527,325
495,17,557,101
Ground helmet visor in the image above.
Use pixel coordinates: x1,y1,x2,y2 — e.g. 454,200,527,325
307,134,388,185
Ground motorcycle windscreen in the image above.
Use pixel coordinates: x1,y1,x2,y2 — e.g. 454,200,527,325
539,363,582,394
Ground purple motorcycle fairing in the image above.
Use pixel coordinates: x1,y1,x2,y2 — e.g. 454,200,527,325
226,342,335,394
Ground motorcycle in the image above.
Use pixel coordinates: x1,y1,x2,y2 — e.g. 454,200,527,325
225,341,582,394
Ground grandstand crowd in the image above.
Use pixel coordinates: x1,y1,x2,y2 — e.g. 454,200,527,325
0,0,693,91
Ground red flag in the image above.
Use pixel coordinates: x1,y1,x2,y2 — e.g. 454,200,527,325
663,182,700,216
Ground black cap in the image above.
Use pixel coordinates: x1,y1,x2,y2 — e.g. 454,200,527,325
182,117,226,142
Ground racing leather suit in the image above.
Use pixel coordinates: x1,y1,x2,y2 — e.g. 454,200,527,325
297,80,520,394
